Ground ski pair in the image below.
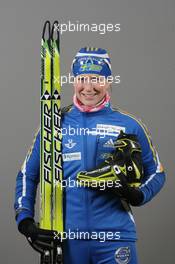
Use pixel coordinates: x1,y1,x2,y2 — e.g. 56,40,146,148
40,20,63,264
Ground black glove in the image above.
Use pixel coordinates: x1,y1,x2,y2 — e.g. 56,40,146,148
112,130,144,187
111,165,144,206
18,218,60,253
77,131,144,206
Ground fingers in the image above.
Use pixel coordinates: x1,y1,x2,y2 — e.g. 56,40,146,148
37,229,60,243
38,228,57,236
27,236,61,253
33,240,55,250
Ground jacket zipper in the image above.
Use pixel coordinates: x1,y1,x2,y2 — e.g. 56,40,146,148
82,113,90,235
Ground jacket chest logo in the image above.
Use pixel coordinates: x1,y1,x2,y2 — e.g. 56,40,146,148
103,138,115,147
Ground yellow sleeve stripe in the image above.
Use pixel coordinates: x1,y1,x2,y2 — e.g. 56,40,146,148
27,126,40,160
21,127,40,171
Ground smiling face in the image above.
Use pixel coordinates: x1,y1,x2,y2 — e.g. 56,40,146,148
73,74,110,107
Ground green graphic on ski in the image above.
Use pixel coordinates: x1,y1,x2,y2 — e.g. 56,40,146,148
40,20,52,231
51,21,63,234
40,20,63,264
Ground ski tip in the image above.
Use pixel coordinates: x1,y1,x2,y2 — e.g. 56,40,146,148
51,21,59,41
42,20,51,41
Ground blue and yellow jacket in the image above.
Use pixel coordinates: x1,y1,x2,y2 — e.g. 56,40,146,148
14,103,165,241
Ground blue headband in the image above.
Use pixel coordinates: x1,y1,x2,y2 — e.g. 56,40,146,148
71,47,112,78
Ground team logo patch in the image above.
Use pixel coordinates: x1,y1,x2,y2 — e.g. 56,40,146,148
63,152,81,161
115,247,131,264
65,139,76,149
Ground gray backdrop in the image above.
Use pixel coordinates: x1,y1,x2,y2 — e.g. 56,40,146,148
0,0,174,263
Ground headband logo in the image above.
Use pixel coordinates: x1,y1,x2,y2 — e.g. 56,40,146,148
79,57,102,73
